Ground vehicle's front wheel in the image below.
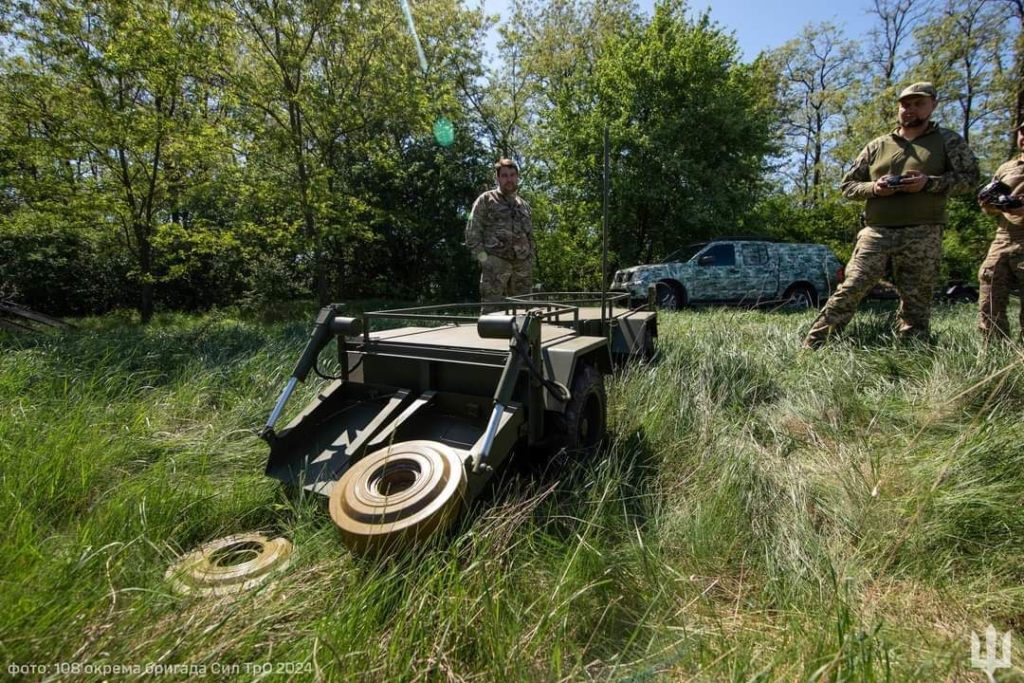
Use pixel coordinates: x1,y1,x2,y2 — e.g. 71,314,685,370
550,363,606,457
655,281,685,310
783,284,818,309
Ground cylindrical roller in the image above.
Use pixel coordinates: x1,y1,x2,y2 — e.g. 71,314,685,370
329,440,466,554
477,315,516,339
330,316,362,336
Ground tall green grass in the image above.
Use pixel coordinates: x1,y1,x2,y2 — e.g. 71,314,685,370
1,303,1022,681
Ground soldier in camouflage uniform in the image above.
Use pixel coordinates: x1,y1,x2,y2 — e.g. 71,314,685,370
803,82,980,348
466,158,534,302
977,122,1024,343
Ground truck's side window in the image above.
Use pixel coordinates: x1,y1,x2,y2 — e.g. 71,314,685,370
700,244,735,267
741,244,769,266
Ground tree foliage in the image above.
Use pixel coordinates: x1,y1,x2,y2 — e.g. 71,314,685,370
517,0,776,286
1,0,1022,316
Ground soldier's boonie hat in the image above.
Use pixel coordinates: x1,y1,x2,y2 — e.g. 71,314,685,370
898,81,937,100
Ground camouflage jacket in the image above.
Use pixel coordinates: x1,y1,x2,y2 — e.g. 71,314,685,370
466,189,533,262
989,157,1024,241
840,122,979,227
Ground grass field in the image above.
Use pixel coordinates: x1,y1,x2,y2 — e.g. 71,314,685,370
2,301,1023,681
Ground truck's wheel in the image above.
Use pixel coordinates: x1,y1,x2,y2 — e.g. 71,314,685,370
655,281,684,310
783,284,818,309
551,364,606,457
329,440,466,554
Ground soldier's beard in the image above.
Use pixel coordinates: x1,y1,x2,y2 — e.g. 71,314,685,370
901,116,927,129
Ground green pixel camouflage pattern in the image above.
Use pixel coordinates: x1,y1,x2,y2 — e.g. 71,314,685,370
840,124,979,204
978,156,1024,342
803,121,978,348
978,236,1024,342
804,225,943,346
610,241,843,306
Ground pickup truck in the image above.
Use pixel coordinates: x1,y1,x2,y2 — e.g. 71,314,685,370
610,238,845,310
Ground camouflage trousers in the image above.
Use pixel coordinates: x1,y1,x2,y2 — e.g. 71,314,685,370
978,236,1024,343
804,224,942,347
480,254,532,302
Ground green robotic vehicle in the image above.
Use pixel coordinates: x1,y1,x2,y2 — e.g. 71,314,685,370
260,294,656,553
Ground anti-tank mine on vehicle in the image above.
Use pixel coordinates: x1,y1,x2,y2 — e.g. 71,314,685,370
257,294,656,555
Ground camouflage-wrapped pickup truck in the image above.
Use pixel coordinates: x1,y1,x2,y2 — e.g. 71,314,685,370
611,238,845,310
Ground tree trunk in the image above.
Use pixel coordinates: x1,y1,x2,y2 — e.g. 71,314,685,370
137,224,154,323
287,99,328,305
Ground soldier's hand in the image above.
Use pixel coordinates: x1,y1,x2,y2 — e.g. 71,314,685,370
1004,199,1024,217
475,250,488,264
897,170,927,193
872,178,898,197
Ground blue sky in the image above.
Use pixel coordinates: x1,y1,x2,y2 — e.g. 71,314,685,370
686,0,878,60
480,0,879,61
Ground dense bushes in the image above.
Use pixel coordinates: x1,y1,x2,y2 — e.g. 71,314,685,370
0,219,132,315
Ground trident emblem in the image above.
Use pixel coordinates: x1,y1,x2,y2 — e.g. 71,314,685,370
970,624,1012,682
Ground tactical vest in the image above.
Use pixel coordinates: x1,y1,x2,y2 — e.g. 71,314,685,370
864,126,951,227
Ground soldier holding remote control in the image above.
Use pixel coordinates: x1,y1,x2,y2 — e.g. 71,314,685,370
803,81,979,348
977,122,1024,343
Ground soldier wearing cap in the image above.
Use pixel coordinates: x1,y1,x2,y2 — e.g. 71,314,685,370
465,158,534,302
803,81,980,348
977,121,1024,343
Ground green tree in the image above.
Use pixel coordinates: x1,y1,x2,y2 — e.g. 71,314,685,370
913,0,1006,148
5,0,230,321
459,0,534,162
993,0,1024,146
535,0,776,280
866,0,927,85
840,0,927,159
227,0,487,303
769,23,860,205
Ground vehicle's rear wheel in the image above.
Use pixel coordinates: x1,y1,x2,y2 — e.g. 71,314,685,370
783,283,818,309
550,364,606,457
329,440,466,554
655,281,685,310
943,283,979,303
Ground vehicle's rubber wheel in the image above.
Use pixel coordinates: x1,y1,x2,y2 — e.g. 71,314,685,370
165,533,294,596
550,363,607,457
655,281,684,310
329,440,466,555
943,284,979,303
783,284,818,309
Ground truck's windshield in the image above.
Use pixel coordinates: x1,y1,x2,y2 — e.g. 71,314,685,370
661,243,706,263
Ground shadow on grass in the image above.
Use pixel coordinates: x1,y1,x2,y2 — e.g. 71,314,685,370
471,428,663,546
1,317,270,388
